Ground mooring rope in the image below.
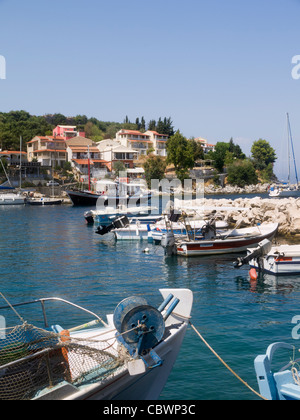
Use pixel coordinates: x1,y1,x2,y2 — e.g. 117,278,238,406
189,321,268,400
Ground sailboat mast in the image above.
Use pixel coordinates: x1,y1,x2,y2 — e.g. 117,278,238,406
88,145,91,191
287,113,299,186
19,136,22,189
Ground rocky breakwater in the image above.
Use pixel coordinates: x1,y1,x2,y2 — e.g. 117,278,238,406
203,197,300,238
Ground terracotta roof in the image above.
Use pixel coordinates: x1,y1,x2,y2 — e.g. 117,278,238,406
128,139,153,143
72,159,94,165
33,149,67,154
119,129,150,137
68,146,100,153
0,150,27,155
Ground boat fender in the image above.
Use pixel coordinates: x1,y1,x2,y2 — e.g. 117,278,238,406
249,268,258,281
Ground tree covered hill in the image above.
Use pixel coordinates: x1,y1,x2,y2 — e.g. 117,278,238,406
0,110,175,151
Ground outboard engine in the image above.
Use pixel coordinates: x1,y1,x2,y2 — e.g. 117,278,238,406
84,211,94,225
95,215,129,236
161,232,177,256
113,293,180,371
234,239,272,268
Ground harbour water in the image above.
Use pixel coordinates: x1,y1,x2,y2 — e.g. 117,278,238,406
1,201,300,400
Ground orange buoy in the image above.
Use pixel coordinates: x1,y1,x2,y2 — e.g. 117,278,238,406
249,268,258,281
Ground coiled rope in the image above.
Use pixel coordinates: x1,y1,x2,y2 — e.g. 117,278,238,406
189,321,268,400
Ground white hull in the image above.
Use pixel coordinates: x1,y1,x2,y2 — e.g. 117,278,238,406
113,224,151,241
27,289,193,401
249,244,300,275
68,312,189,400
152,220,228,243
0,194,25,205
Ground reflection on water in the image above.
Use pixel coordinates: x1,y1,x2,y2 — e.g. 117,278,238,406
1,205,300,400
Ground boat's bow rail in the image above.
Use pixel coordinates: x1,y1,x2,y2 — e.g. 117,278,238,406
0,289,193,400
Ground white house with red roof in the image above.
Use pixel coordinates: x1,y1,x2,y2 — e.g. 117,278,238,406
194,137,215,154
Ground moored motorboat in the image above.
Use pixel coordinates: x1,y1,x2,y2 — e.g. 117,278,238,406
151,219,229,243
0,193,25,206
234,239,300,275
0,289,193,400
26,197,63,206
269,187,281,197
162,221,279,257
95,215,154,241
84,205,160,226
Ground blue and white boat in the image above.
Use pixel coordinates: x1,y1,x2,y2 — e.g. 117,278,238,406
255,342,300,400
84,205,161,226
0,289,193,400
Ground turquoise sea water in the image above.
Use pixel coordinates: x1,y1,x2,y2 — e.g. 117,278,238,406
1,201,300,400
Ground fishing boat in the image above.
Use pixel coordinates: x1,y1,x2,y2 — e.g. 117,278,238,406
0,193,25,206
234,239,300,275
113,222,152,241
84,205,160,226
95,215,154,241
0,288,193,400
26,197,63,206
151,219,229,243
162,220,278,257
255,342,300,400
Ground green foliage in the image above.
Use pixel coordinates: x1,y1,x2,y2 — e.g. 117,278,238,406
205,138,246,173
189,139,204,161
166,131,195,182
259,162,274,183
0,111,177,151
227,159,258,187
0,111,53,150
143,155,167,188
113,161,126,177
251,139,277,170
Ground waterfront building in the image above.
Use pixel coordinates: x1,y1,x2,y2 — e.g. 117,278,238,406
115,129,168,157
26,136,67,167
97,139,138,171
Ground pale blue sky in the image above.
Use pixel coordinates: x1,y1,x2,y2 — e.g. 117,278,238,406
1,0,300,180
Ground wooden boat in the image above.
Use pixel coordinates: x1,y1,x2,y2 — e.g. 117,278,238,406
235,239,300,275
255,342,300,400
163,222,279,257
0,289,193,400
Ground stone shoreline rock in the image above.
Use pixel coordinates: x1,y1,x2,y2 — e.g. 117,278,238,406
201,197,300,238
204,183,274,195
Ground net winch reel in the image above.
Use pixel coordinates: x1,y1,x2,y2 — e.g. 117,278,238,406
113,293,180,374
